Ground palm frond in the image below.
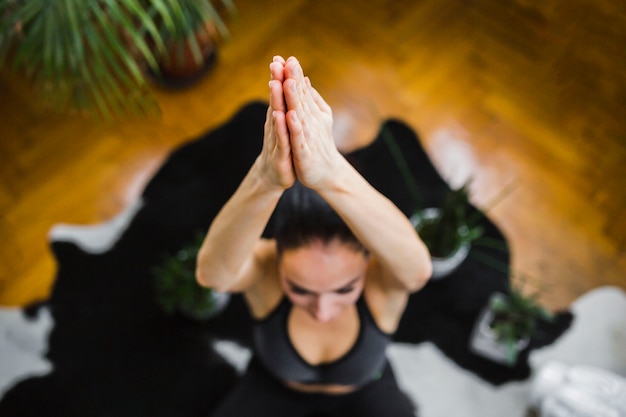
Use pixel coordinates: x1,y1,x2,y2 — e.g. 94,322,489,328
0,0,235,119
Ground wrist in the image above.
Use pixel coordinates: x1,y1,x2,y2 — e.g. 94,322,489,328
250,157,291,195
313,155,354,193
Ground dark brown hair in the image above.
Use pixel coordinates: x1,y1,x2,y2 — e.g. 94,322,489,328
270,181,367,257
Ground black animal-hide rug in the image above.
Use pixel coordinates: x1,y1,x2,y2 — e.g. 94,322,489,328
0,101,573,417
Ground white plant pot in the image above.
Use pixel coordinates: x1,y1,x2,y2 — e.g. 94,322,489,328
180,291,231,321
469,292,530,366
411,208,471,280
430,241,471,279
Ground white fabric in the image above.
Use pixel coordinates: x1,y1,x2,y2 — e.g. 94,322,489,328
48,199,143,254
0,306,53,397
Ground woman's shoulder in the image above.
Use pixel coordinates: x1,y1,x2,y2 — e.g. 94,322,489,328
363,258,410,334
254,238,278,261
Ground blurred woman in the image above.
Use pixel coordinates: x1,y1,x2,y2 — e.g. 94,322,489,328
197,56,432,416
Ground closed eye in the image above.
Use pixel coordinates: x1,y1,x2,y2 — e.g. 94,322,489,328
288,285,311,296
335,286,355,294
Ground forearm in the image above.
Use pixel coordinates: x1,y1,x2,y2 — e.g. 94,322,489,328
196,159,283,291
316,159,432,291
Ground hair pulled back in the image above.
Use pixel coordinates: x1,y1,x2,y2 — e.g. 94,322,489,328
271,181,367,256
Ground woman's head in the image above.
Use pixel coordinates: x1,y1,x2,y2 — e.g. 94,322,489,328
272,181,367,256
271,182,369,322
279,239,367,322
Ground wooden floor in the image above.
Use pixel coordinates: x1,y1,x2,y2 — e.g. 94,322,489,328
1,0,624,309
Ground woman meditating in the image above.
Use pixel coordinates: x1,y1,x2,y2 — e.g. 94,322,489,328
196,56,432,416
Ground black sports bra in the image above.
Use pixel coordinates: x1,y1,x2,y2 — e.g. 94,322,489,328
252,295,392,387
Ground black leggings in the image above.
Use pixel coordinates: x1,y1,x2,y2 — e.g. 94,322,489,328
211,357,417,417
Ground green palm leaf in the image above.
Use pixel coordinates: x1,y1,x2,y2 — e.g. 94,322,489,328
0,0,236,119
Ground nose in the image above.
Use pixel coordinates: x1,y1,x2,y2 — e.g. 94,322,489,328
311,296,333,322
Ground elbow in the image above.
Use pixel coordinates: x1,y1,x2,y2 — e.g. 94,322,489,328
196,266,230,293
195,264,211,288
196,259,235,293
405,260,432,293
406,238,433,292
195,244,209,288
420,260,433,288
195,252,219,290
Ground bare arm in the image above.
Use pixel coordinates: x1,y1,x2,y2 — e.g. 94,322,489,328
282,58,432,292
197,56,431,294
196,57,293,292
319,162,431,292
195,162,283,292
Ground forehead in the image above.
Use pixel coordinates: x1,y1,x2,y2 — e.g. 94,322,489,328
279,240,367,292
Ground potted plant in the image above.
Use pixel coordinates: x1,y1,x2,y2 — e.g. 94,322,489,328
0,0,236,118
410,184,485,278
153,234,229,321
382,126,491,278
469,283,554,366
148,0,237,89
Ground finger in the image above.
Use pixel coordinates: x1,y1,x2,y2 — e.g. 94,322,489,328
270,61,285,83
284,57,307,93
307,80,332,115
269,79,286,113
284,56,300,79
283,60,311,121
263,104,275,151
273,55,286,65
286,109,307,153
283,78,301,118
264,105,288,151
272,110,290,155
288,61,319,117
300,75,320,115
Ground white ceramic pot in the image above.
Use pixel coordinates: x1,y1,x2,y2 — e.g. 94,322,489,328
180,291,231,321
411,208,471,280
468,292,529,366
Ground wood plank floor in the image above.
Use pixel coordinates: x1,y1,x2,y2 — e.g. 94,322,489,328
1,0,624,309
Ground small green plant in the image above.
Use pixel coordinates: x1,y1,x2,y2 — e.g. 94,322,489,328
382,125,511,261
382,124,555,364
153,234,223,320
489,284,554,364
413,184,484,258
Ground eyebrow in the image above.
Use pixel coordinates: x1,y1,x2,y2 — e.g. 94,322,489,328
286,276,361,295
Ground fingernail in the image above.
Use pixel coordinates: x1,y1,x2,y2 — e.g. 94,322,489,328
292,112,298,123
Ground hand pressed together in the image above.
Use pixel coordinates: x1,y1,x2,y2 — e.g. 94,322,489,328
260,56,295,190
260,56,344,191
